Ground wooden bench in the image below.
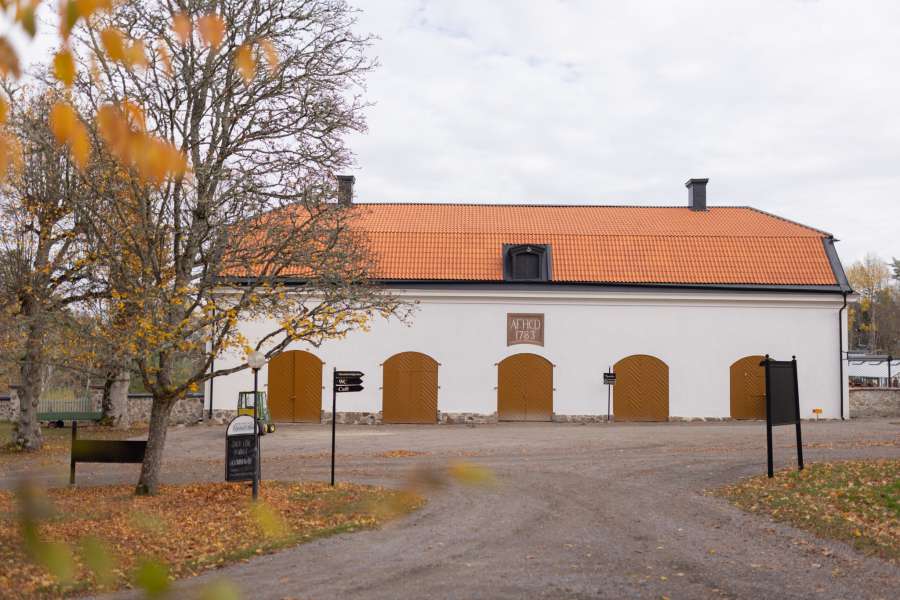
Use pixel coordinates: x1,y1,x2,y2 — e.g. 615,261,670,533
69,421,147,485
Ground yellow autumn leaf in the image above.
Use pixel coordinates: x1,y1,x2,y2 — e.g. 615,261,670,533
235,43,255,83
49,102,90,169
17,1,38,37
0,132,24,179
157,39,172,75
124,39,147,69
197,14,225,49
260,38,279,73
100,27,125,61
0,97,8,124
73,0,112,20
0,37,21,78
121,99,146,131
96,109,129,152
172,12,192,43
53,48,76,87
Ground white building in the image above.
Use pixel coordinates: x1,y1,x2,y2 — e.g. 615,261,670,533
209,178,853,422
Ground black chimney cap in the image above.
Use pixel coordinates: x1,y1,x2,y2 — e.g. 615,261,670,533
685,178,709,211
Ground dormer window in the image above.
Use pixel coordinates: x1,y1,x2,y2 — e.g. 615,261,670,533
503,244,552,282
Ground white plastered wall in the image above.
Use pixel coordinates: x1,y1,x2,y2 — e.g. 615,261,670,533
207,287,846,419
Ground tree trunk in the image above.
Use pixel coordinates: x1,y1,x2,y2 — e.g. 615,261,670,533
14,311,45,451
134,397,174,495
101,369,131,428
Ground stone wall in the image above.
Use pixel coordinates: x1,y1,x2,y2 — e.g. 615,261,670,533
126,395,205,425
850,388,900,418
0,391,207,426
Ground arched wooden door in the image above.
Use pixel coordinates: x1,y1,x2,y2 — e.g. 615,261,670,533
497,353,553,421
730,355,766,419
382,352,439,424
613,354,669,421
267,350,323,422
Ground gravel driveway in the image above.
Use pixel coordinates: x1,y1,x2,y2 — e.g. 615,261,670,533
16,419,898,599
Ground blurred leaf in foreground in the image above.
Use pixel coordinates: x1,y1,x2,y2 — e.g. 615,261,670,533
133,559,170,598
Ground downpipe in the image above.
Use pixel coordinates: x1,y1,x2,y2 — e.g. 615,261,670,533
838,292,848,420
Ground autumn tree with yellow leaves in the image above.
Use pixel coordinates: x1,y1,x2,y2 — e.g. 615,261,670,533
0,89,107,450
13,0,405,495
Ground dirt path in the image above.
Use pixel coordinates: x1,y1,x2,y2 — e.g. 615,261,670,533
6,419,897,599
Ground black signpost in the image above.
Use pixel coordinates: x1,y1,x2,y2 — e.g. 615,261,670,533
331,369,365,486
761,355,803,478
226,415,258,483
603,368,616,422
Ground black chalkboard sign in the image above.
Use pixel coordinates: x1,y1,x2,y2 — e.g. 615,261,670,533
226,415,258,482
767,361,799,425
761,355,804,478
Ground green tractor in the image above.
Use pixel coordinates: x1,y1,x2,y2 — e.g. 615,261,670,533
237,391,276,434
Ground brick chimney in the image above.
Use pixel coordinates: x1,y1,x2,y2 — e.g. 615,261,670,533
337,175,355,206
685,178,708,211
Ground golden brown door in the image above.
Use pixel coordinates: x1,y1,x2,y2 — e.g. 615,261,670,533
613,354,669,421
382,352,439,424
292,351,323,422
266,350,322,422
268,351,294,422
730,355,766,419
497,353,553,421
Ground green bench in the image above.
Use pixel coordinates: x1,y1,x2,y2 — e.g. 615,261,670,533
37,397,102,424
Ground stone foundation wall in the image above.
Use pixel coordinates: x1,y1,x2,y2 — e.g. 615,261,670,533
126,395,205,425
850,388,900,418
0,391,207,426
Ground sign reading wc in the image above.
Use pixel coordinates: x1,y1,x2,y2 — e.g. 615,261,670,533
507,313,544,347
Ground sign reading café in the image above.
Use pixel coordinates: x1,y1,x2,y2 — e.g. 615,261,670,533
507,313,545,346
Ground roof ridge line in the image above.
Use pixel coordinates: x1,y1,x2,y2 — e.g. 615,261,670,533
354,202,757,209
742,206,833,237
360,231,825,238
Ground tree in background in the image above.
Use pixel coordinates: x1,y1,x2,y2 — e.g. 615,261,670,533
847,253,899,354
65,0,408,495
0,91,105,450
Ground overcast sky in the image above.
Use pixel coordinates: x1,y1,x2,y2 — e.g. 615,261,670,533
12,1,899,266
346,0,900,266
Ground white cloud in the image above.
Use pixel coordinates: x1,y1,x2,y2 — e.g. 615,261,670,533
348,0,900,266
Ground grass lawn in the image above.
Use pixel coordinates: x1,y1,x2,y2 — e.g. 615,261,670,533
716,459,899,561
0,480,423,598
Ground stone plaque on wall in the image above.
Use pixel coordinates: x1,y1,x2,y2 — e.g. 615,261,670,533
507,313,544,346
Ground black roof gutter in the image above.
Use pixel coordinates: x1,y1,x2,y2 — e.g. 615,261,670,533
217,277,846,295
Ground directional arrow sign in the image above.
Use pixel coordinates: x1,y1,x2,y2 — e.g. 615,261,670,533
335,371,364,379
335,376,363,386
335,384,364,393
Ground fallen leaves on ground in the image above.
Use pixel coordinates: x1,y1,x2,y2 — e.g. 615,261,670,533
0,480,424,598
375,449,430,458
714,460,899,561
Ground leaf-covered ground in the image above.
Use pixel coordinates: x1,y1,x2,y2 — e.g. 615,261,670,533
0,481,424,598
715,460,899,561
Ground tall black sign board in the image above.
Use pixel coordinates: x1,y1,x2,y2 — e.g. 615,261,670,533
331,369,365,486
604,369,615,421
226,415,258,482
762,355,804,478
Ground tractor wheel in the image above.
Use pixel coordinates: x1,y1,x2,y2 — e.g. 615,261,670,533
267,424,276,434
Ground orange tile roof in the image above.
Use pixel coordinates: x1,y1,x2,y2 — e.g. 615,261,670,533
328,204,840,286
